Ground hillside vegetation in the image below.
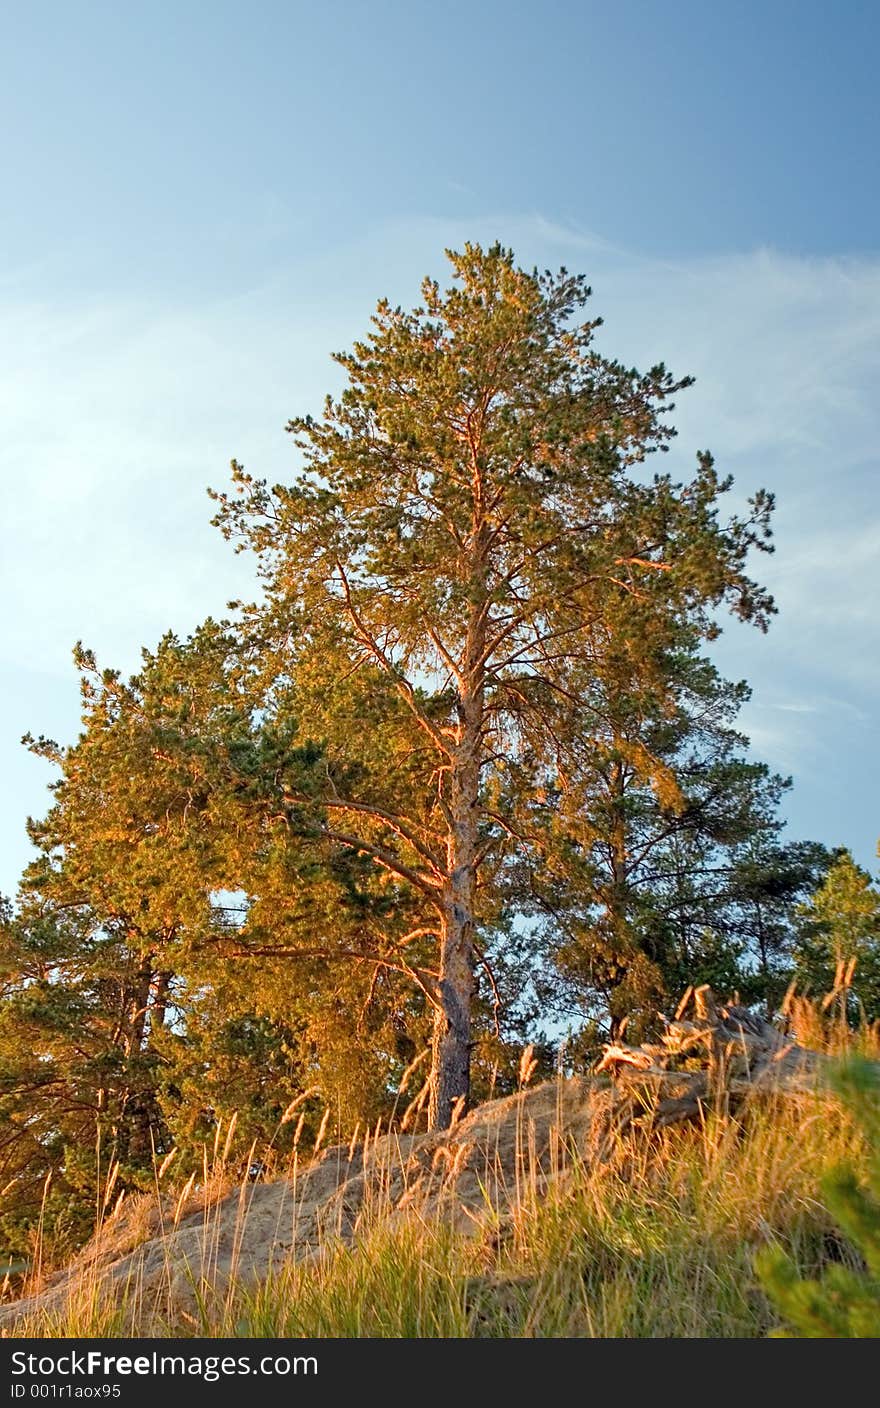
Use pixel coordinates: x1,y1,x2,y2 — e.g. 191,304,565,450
3,245,880,1339
3,988,878,1339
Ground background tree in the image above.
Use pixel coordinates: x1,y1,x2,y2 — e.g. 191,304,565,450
211,242,775,1127
0,898,167,1264
518,642,830,1046
794,850,880,1020
19,625,439,1161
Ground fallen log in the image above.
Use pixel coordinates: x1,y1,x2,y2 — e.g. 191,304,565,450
595,984,819,1124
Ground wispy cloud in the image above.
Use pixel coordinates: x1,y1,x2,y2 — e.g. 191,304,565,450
2,213,878,889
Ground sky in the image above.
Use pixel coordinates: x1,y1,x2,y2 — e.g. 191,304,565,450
1,0,879,896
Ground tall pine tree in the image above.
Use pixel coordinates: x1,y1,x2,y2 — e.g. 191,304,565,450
211,243,775,1127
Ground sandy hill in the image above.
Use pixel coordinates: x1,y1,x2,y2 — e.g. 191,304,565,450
0,988,820,1332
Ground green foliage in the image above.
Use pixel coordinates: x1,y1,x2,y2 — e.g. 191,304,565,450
794,852,880,1020
209,242,777,1112
756,1059,880,1336
1,240,814,1247
525,645,830,1043
0,901,167,1263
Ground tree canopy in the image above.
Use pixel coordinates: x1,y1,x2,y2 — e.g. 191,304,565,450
4,241,875,1267
209,242,775,1125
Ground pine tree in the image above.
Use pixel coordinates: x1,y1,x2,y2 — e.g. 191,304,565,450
21,624,436,1153
0,898,167,1262
211,242,775,1127
794,851,880,1020
519,645,828,1043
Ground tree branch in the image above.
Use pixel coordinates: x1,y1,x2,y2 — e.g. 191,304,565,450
334,560,454,759
286,792,446,875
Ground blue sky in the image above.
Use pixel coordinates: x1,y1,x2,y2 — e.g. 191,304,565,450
2,0,879,894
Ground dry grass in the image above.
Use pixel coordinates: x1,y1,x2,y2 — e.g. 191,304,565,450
2,995,877,1339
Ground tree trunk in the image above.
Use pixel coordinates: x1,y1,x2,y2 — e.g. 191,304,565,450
428,539,486,1129
150,969,172,1036
609,758,628,941
430,897,475,1130
128,957,153,1054
429,693,481,1129
605,755,630,1043
120,954,159,1166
